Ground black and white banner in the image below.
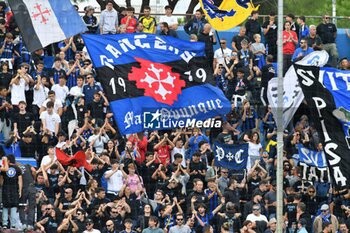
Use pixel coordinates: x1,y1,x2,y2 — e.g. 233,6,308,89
295,64,350,189
267,50,329,129
297,144,330,182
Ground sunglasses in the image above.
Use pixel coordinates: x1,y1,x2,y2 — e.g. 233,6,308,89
324,17,329,19
253,208,260,211
322,210,328,212
220,42,226,44
176,219,184,221
86,223,92,226
112,211,118,214
46,208,52,210
308,191,315,193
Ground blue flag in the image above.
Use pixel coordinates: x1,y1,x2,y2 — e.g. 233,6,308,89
9,0,87,51
321,67,350,149
83,34,231,135
2,142,21,158
297,144,327,168
214,142,248,170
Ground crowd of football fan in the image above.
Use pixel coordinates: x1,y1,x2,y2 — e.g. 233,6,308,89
0,0,348,232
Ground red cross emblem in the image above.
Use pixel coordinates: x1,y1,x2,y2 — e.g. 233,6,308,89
129,57,186,105
31,3,51,24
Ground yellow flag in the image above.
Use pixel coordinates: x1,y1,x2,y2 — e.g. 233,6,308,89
199,0,259,31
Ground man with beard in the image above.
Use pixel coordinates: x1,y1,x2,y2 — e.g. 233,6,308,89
292,38,314,62
317,14,338,67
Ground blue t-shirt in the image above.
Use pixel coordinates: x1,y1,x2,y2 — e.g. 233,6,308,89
292,47,314,62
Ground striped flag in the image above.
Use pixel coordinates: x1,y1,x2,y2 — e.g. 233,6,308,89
8,0,87,52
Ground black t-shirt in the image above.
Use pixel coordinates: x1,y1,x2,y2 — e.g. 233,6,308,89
216,132,233,144
48,173,59,192
237,49,253,69
42,215,58,233
88,99,105,120
76,103,87,127
1,164,22,187
189,161,206,181
262,20,277,45
231,35,250,51
0,71,11,87
60,197,74,211
261,63,275,88
198,32,215,57
75,219,86,233
19,140,37,157
284,203,297,226
317,23,337,44
13,111,34,135
245,19,261,42
18,164,34,187
306,35,323,48
247,176,261,195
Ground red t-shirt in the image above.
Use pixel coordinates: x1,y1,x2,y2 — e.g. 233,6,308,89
121,16,137,33
156,145,171,165
283,30,298,54
128,135,148,164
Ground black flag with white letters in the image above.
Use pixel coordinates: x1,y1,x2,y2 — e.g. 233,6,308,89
295,64,350,189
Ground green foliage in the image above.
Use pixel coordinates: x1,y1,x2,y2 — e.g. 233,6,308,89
284,0,350,28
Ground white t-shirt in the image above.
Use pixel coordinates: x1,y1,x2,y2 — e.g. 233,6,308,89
248,142,262,157
171,146,186,167
246,213,268,223
88,134,110,154
40,154,57,167
33,84,49,107
214,47,232,65
159,15,178,28
40,111,61,133
42,99,63,114
105,169,124,193
83,229,101,233
10,78,28,105
51,84,69,104
69,86,83,98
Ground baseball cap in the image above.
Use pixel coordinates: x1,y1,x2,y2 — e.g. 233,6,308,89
269,218,277,224
320,204,329,211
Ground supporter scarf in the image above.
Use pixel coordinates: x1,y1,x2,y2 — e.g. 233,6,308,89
321,213,331,223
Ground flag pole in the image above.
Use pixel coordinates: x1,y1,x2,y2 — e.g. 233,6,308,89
215,30,228,66
276,0,284,232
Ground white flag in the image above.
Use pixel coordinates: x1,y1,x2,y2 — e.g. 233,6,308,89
267,50,329,128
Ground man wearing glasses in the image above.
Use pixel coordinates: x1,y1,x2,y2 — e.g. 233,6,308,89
169,213,191,233
316,14,338,67
84,218,101,233
291,38,314,62
313,204,339,233
75,208,87,233
246,204,268,223
103,220,117,233
213,39,232,68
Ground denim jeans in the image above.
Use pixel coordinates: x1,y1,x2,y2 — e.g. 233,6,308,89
2,207,18,228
